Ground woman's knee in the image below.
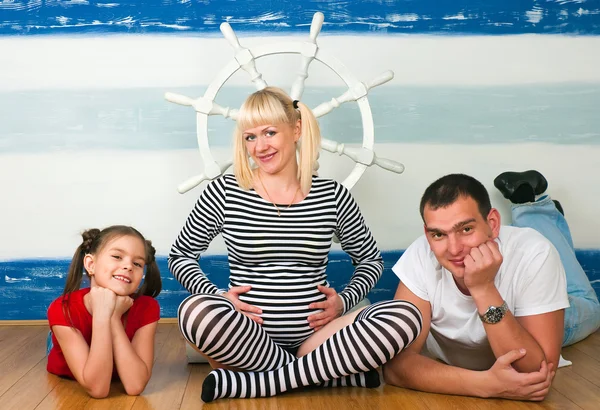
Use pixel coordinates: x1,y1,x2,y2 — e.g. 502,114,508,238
357,300,423,347
177,294,234,340
358,300,422,322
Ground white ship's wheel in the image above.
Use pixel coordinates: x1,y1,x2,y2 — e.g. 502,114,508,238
166,12,405,194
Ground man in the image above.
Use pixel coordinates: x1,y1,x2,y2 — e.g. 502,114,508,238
383,172,575,401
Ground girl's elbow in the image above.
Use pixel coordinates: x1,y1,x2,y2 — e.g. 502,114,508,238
124,378,150,396
125,386,144,396
87,386,110,399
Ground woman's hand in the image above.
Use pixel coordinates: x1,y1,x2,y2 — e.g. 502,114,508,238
307,285,344,331
223,286,263,325
88,287,117,319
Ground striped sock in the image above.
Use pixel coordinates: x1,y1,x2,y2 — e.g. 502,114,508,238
316,370,380,388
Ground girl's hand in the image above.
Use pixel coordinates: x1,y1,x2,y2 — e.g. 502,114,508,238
113,296,134,319
89,287,117,319
223,286,263,325
307,285,344,331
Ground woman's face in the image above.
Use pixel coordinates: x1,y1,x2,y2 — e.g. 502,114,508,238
242,121,300,176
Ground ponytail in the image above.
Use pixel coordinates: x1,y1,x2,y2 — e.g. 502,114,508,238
295,101,321,194
137,240,162,298
61,228,100,325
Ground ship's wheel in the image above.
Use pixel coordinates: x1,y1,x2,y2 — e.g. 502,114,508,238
166,12,405,194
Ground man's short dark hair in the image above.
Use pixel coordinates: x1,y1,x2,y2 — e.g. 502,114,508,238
419,174,492,221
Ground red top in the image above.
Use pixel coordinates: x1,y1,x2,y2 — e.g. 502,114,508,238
47,287,160,378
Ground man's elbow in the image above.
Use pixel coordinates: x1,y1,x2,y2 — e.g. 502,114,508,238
513,350,549,374
382,362,410,388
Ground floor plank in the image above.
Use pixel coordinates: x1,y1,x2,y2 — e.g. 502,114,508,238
273,385,402,410
414,390,490,410
0,326,48,396
1,325,598,409
551,367,600,410
274,386,380,410
179,364,212,410
152,323,175,364
130,325,191,410
535,388,584,410
567,332,600,360
34,377,91,410
84,383,137,410
561,345,600,388
0,326,42,364
0,356,61,410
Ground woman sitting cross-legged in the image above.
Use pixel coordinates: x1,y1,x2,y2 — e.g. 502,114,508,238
169,87,422,402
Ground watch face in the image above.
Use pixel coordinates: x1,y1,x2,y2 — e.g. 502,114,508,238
486,307,503,323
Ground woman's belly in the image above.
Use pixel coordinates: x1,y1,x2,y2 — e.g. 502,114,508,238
237,283,328,347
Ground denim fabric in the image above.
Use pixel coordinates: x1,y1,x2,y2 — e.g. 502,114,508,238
511,196,600,345
46,331,53,355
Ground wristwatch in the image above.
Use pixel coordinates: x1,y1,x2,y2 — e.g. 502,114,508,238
479,301,509,324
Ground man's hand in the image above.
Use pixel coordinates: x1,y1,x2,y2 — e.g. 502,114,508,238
223,286,263,325
484,349,555,401
307,285,344,331
464,240,503,296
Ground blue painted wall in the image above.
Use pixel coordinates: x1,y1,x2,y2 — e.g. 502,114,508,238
1,0,599,35
3,85,600,153
1,251,599,320
2,0,600,321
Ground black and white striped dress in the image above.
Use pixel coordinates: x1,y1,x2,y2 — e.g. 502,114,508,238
169,174,383,349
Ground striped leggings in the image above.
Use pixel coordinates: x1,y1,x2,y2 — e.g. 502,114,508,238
178,294,422,402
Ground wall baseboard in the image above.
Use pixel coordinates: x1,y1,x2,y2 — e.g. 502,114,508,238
0,318,178,326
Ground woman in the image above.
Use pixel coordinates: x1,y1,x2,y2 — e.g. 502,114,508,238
169,87,422,401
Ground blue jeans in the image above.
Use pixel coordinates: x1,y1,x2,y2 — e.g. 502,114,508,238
512,196,600,346
46,331,53,355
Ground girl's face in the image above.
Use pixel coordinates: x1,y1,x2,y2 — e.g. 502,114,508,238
84,235,146,296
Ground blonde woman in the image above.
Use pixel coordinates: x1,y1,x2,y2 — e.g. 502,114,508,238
169,87,422,402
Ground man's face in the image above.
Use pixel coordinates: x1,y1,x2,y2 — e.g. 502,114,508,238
423,195,500,279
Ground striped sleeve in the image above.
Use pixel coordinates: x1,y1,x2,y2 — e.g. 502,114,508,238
333,182,383,314
168,177,227,295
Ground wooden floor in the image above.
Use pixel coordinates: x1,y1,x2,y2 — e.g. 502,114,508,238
1,324,599,410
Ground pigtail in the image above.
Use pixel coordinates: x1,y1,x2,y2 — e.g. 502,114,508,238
61,228,100,326
137,239,162,298
296,101,321,194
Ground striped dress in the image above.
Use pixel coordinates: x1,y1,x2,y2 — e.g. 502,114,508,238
169,174,383,349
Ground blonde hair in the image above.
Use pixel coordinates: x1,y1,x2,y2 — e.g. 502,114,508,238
233,87,321,194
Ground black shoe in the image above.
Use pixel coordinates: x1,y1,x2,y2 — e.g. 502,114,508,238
553,200,565,216
494,170,548,204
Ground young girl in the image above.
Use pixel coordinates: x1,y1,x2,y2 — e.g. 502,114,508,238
47,225,162,398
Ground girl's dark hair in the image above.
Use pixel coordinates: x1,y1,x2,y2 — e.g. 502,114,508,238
61,225,162,323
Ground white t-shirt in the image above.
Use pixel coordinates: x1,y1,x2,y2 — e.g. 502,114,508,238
392,226,569,371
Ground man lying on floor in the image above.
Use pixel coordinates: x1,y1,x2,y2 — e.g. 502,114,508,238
384,171,600,401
